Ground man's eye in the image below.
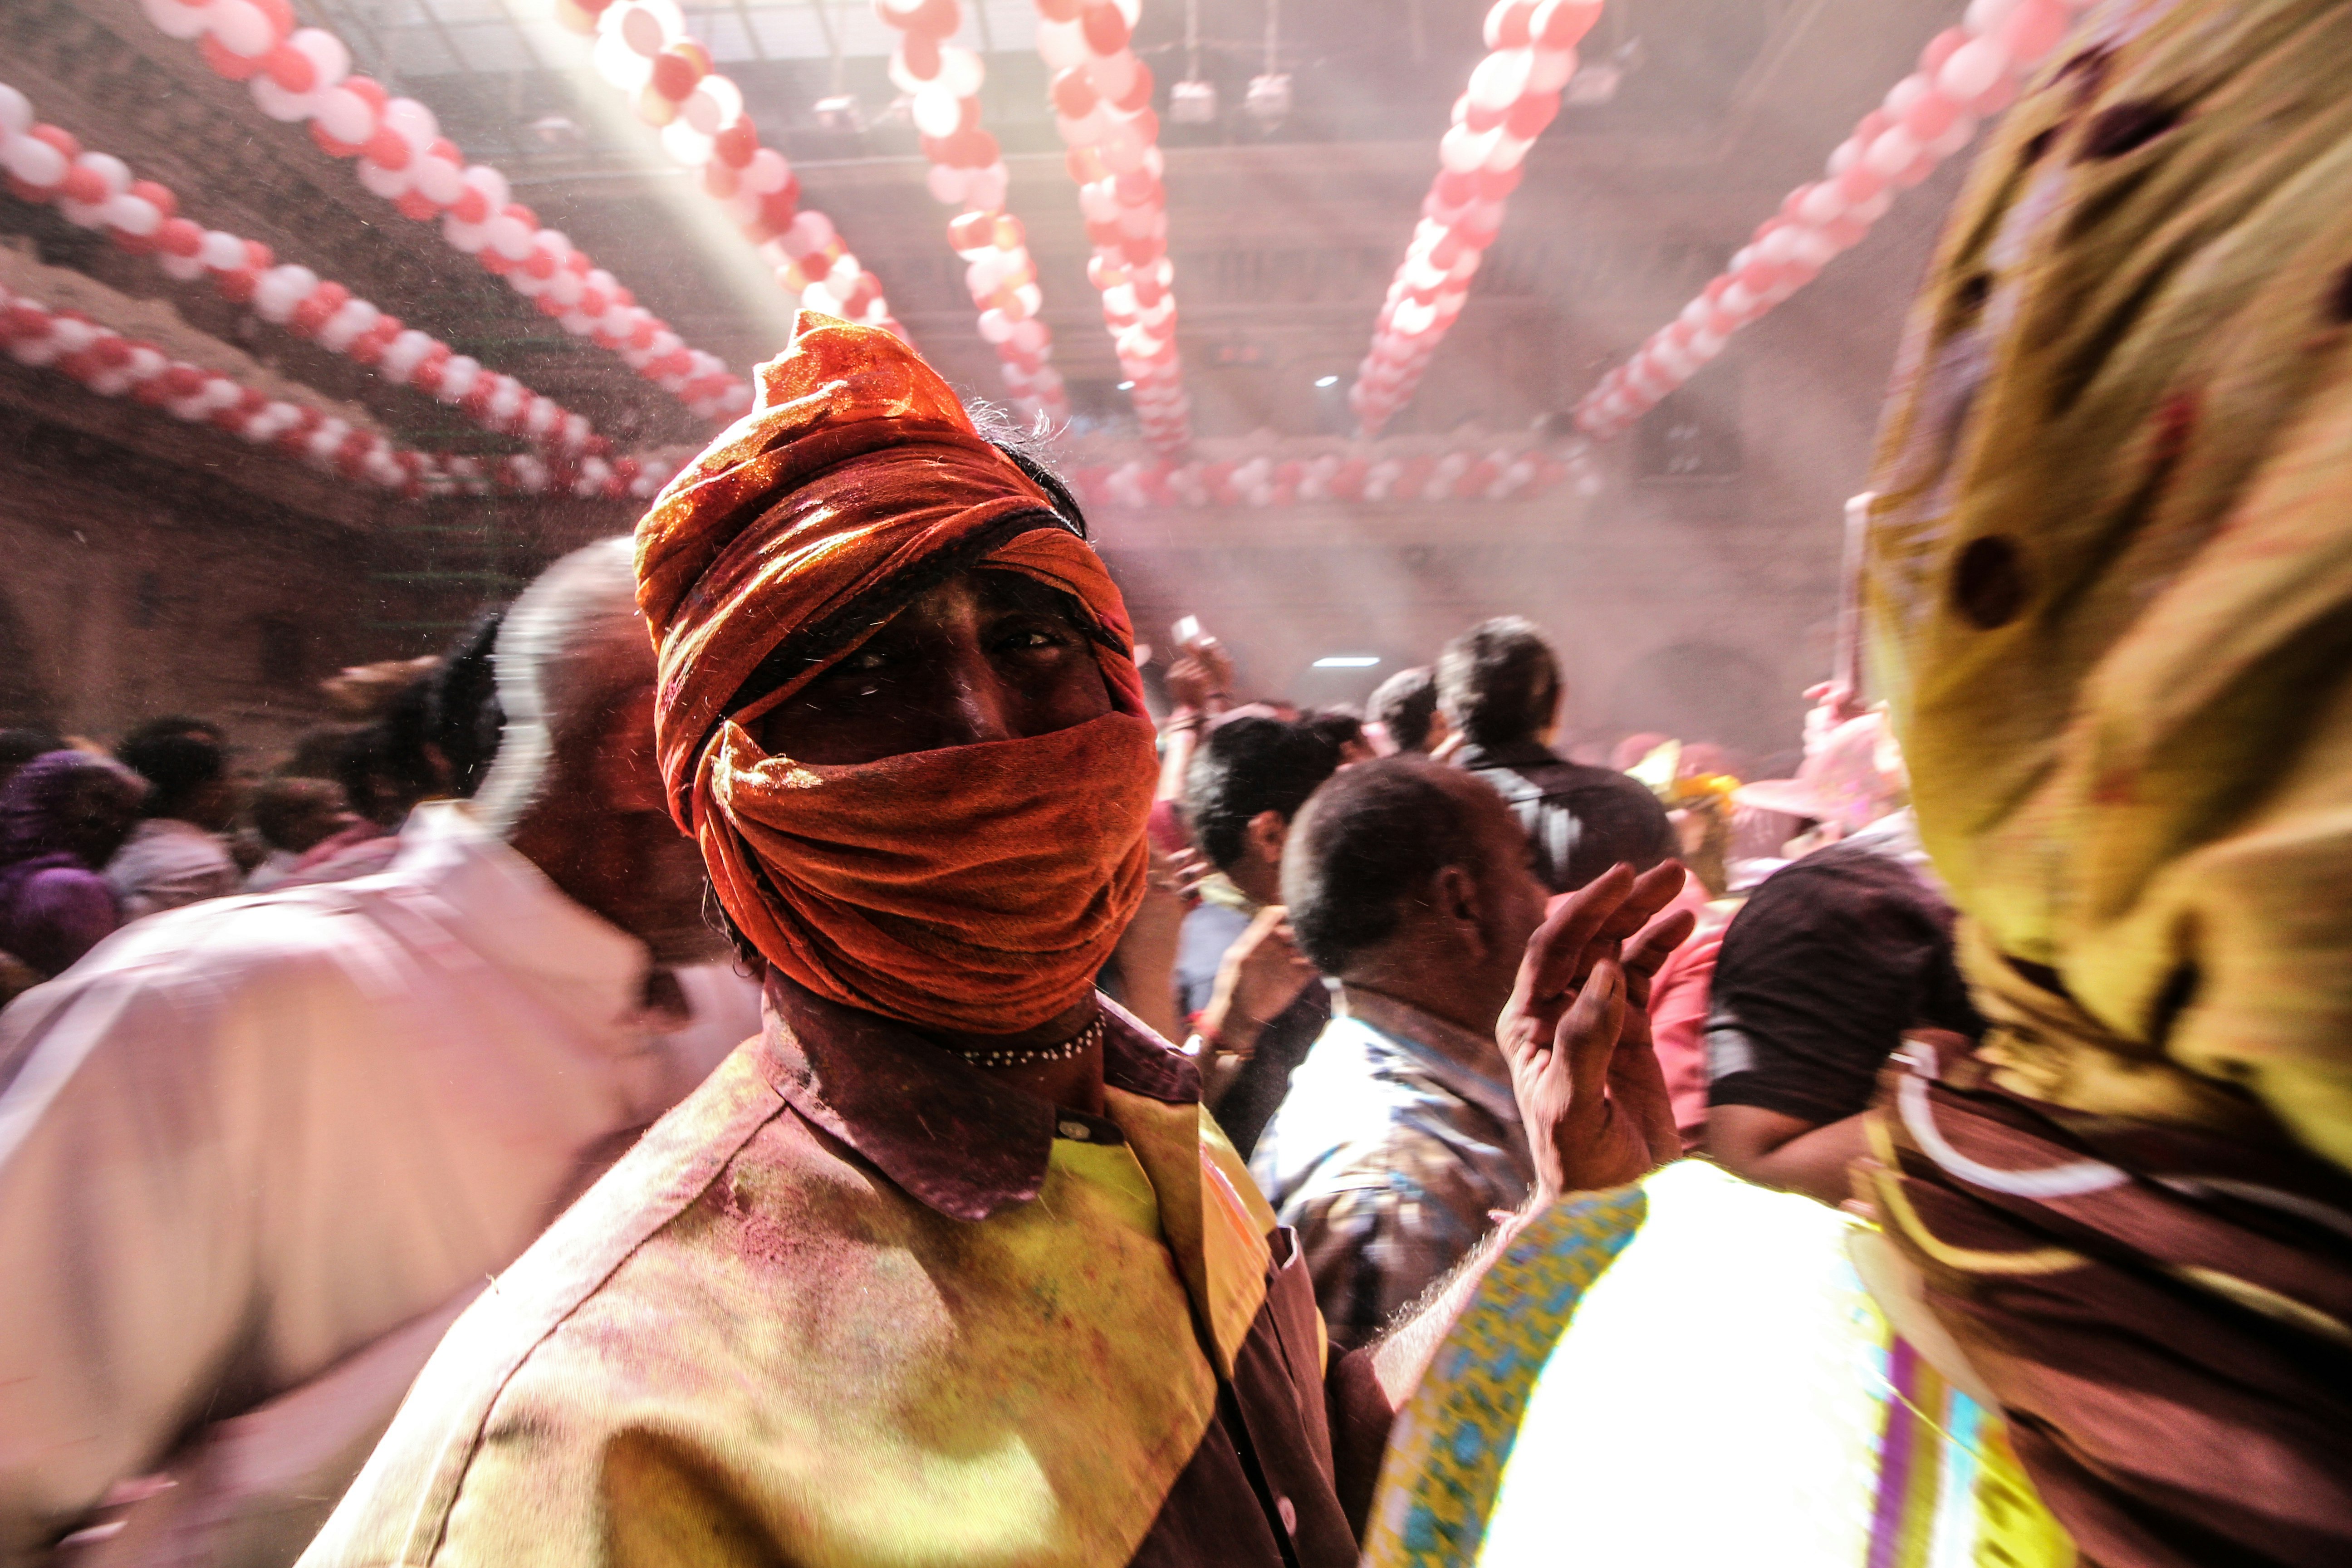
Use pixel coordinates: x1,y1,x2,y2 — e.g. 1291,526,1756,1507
998,625,1070,652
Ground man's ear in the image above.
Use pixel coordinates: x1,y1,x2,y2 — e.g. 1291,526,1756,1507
1430,863,1482,945
1245,808,1289,867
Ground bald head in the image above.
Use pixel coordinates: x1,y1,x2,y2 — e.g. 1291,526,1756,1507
473,538,652,836
1282,757,1551,1035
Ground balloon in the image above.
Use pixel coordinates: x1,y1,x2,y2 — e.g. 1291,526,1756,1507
80,153,131,197
661,118,715,165
744,147,791,195
104,194,162,236
1938,37,2009,103
593,29,654,89
1997,0,2068,64
204,0,277,60
1467,47,1534,113
1534,0,1602,49
1035,18,1088,71
936,45,985,98
912,85,962,138
1439,123,1495,173
926,162,972,205
1864,126,1921,177
357,157,414,198
312,88,375,147
142,0,211,40
1081,3,1129,57
3,136,66,190
1526,45,1577,93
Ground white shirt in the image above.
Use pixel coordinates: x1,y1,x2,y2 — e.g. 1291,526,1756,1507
105,818,241,921
0,804,759,1563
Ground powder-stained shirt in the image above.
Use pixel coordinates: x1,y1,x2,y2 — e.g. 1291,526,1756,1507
1251,988,1536,1350
0,804,758,1563
296,977,1364,1568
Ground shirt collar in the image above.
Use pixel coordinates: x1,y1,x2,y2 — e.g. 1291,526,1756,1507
752,971,1199,1222
1334,984,1523,1128
380,802,660,1042
1453,738,1562,771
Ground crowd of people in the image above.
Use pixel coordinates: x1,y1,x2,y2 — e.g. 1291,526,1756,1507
3,5,2350,1559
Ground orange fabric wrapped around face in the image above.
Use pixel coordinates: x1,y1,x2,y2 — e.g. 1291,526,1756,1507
636,313,1157,1033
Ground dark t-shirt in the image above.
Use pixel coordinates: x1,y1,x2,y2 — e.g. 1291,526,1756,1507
1705,839,1981,1127
1455,740,1678,893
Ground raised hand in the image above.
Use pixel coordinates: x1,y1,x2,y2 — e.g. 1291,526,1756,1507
1499,862,1695,1198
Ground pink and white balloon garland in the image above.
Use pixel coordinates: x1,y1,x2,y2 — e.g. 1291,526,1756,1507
1573,0,2083,438
1349,0,1599,436
874,0,1068,424
1068,444,1571,510
0,281,682,501
130,0,750,425
0,83,624,465
1033,0,1190,455
556,0,907,344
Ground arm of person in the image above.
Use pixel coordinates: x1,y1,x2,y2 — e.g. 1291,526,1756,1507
1705,1104,1870,1209
1323,862,1695,1531
1154,642,1234,803
1194,905,1316,1106
0,967,261,1559
1698,859,1944,1205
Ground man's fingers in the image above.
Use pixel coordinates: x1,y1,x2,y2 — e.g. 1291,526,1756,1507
1512,864,1635,1009
1602,862,1686,945
1623,906,1698,986
1556,957,1625,1097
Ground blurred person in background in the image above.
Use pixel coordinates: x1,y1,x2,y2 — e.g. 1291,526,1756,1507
0,730,65,799
1177,712,1343,1156
1367,665,1450,757
1438,617,1675,894
0,752,145,1006
241,777,359,894
1254,758,1626,1348
1303,706,1377,767
0,540,755,1567
107,719,242,921
1847,1,2352,1554
1698,711,1978,1205
425,608,505,800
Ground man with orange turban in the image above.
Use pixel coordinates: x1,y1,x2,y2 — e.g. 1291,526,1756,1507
296,315,1693,1568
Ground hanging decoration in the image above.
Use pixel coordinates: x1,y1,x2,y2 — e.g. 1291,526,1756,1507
1348,0,1599,436
1032,0,1191,455
553,0,909,346
0,82,622,465
126,0,750,426
1572,0,2081,438
873,0,1068,424
0,279,684,500
1067,442,1576,510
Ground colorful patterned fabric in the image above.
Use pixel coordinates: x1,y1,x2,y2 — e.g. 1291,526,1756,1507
1867,1035,2352,1566
1360,1185,1646,1568
1479,1160,2072,1568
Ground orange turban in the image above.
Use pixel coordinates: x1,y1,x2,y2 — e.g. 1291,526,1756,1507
636,313,1157,1033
